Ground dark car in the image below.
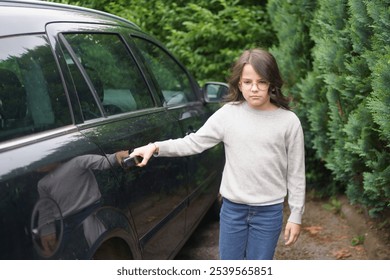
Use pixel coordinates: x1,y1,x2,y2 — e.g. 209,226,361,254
0,0,227,259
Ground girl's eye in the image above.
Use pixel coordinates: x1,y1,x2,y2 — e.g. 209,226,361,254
242,80,268,84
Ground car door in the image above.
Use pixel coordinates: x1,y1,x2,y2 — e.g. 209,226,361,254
0,32,123,260
131,36,225,236
47,23,190,259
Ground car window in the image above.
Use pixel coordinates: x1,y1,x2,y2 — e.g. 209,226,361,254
132,37,197,106
0,35,72,143
62,33,154,119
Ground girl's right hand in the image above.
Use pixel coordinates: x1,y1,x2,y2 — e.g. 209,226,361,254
129,143,158,167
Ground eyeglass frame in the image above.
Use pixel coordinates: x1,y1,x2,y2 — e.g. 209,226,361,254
239,79,270,91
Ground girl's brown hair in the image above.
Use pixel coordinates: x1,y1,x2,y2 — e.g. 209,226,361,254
225,48,290,110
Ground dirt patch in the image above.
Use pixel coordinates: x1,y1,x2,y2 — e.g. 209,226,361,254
176,195,390,260
338,196,390,260
275,198,367,260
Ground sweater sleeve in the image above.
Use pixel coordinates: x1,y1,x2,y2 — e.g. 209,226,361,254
155,106,226,157
74,154,116,170
286,119,306,224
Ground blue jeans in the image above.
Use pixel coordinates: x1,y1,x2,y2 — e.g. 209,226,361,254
219,198,283,260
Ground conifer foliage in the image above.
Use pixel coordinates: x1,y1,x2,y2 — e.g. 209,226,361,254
105,0,275,83
268,0,390,216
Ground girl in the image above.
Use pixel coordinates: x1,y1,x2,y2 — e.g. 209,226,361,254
131,48,305,260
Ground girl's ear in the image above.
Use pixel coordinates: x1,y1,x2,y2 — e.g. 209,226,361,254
238,82,242,91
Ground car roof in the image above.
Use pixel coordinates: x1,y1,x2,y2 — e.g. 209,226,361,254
0,0,140,37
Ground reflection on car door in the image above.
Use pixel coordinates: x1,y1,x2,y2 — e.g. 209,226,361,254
56,26,189,259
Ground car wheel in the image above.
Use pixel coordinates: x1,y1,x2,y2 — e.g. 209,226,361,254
92,237,133,260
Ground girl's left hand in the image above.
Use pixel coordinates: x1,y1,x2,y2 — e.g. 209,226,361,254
284,222,301,246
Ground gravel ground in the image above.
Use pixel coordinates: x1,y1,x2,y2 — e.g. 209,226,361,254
175,195,389,260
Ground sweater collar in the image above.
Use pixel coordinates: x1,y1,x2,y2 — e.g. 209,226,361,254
241,101,282,116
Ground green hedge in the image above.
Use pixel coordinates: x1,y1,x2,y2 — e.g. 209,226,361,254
104,0,274,84
268,0,390,216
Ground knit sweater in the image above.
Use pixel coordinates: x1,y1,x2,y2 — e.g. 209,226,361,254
37,154,117,218
155,102,306,224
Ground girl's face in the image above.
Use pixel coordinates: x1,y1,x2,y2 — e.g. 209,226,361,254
239,64,275,111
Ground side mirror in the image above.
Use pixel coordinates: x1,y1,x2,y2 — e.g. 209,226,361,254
203,82,229,103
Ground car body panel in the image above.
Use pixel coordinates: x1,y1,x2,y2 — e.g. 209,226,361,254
0,1,139,37
0,0,225,260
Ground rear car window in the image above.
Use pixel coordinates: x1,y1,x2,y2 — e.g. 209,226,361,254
61,33,155,119
0,35,72,142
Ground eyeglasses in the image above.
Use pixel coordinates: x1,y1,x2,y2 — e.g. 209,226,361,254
240,80,270,91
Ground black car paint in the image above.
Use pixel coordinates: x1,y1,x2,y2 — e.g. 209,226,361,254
0,1,226,259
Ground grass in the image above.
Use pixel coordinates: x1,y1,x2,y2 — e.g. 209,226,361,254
351,235,365,246
322,197,342,214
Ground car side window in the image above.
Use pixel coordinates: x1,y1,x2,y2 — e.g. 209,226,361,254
132,37,197,106
62,33,154,120
0,35,72,143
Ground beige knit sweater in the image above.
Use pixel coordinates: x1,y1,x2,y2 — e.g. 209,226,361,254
156,102,306,224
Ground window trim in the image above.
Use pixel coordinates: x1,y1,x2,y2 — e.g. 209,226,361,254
58,33,106,119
